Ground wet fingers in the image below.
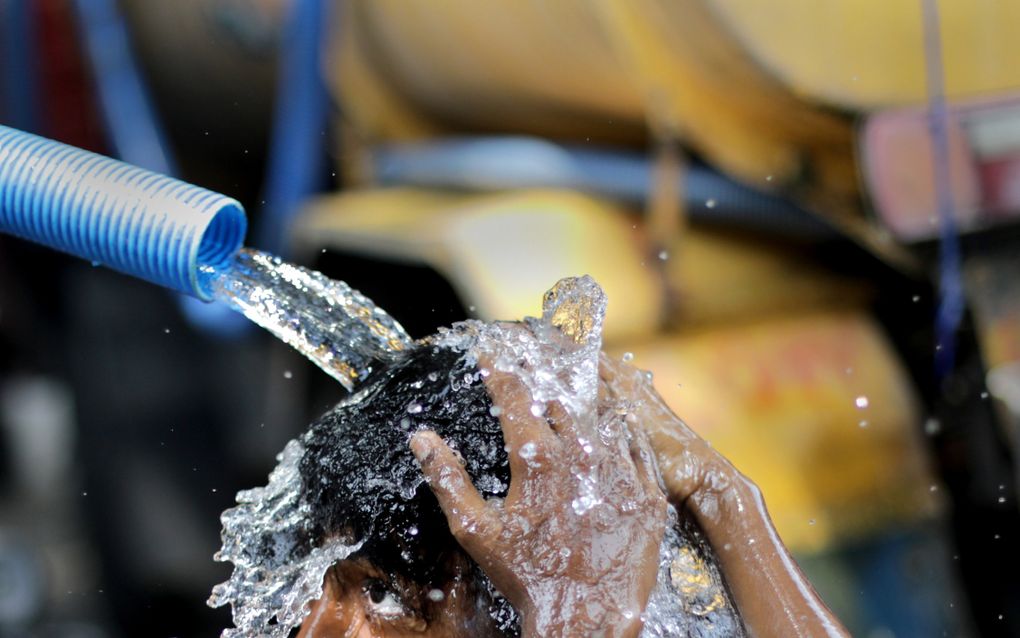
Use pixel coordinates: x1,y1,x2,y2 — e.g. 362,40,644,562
628,428,664,499
409,431,499,551
481,358,560,452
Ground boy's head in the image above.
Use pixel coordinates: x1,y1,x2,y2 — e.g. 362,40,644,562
210,278,741,637
209,333,522,637
297,343,519,636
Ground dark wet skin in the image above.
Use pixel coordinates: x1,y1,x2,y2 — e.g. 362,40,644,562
599,354,849,638
411,357,667,637
299,351,850,637
297,553,504,638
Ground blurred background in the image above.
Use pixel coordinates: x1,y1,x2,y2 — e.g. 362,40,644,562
0,0,1018,636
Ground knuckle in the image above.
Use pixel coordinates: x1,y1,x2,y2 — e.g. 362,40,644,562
449,514,489,542
448,517,468,538
436,464,467,493
515,439,554,467
650,487,668,510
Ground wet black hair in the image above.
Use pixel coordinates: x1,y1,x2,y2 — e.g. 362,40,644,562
298,342,520,633
295,340,746,637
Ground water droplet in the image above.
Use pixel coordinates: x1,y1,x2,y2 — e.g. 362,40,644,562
571,494,599,515
283,370,293,379
488,405,503,417
530,403,545,417
765,175,773,182
999,496,1007,504
912,295,921,303
855,395,869,409
622,352,634,362
705,198,717,209
427,589,445,602
163,327,171,334
81,491,88,496
408,526,418,536
212,488,218,493
981,391,989,399
518,442,538,460
929,484,938,492
658,250,669,261
808,519,816,525
925,418,941,435
858,420,869,428
406,403,423,414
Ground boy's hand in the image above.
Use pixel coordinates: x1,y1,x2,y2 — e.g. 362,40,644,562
411,358,666,638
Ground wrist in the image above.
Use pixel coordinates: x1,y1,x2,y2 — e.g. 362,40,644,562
523,615,644,638
519,582,646,638
686,464,762,537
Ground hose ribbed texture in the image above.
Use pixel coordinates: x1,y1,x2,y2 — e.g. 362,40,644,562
0,125,246,300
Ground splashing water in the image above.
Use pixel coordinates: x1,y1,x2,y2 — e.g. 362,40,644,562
208,267,743,636
203,248,413,391
208,440,363,638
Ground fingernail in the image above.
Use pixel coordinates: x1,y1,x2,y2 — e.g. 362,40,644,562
409,432,429,460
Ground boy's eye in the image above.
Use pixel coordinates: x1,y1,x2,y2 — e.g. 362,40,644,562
362,578,405,617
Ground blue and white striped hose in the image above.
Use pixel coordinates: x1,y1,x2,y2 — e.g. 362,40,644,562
0,125,246,300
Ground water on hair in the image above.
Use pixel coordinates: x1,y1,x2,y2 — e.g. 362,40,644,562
205,254,743,636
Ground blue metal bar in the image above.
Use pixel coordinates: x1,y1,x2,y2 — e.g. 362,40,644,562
71,0,176,175
371,137,832,238
0,0,40,132
921,0,964,379
256,0,331,253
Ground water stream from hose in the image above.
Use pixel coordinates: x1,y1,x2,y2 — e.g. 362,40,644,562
202,248,413,391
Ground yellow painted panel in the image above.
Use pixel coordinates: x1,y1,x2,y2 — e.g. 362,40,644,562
295,189,869,336
610,312,938,552
664,227,871,326
329,0,856,194
293,188,665,342
708,0,1020,108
